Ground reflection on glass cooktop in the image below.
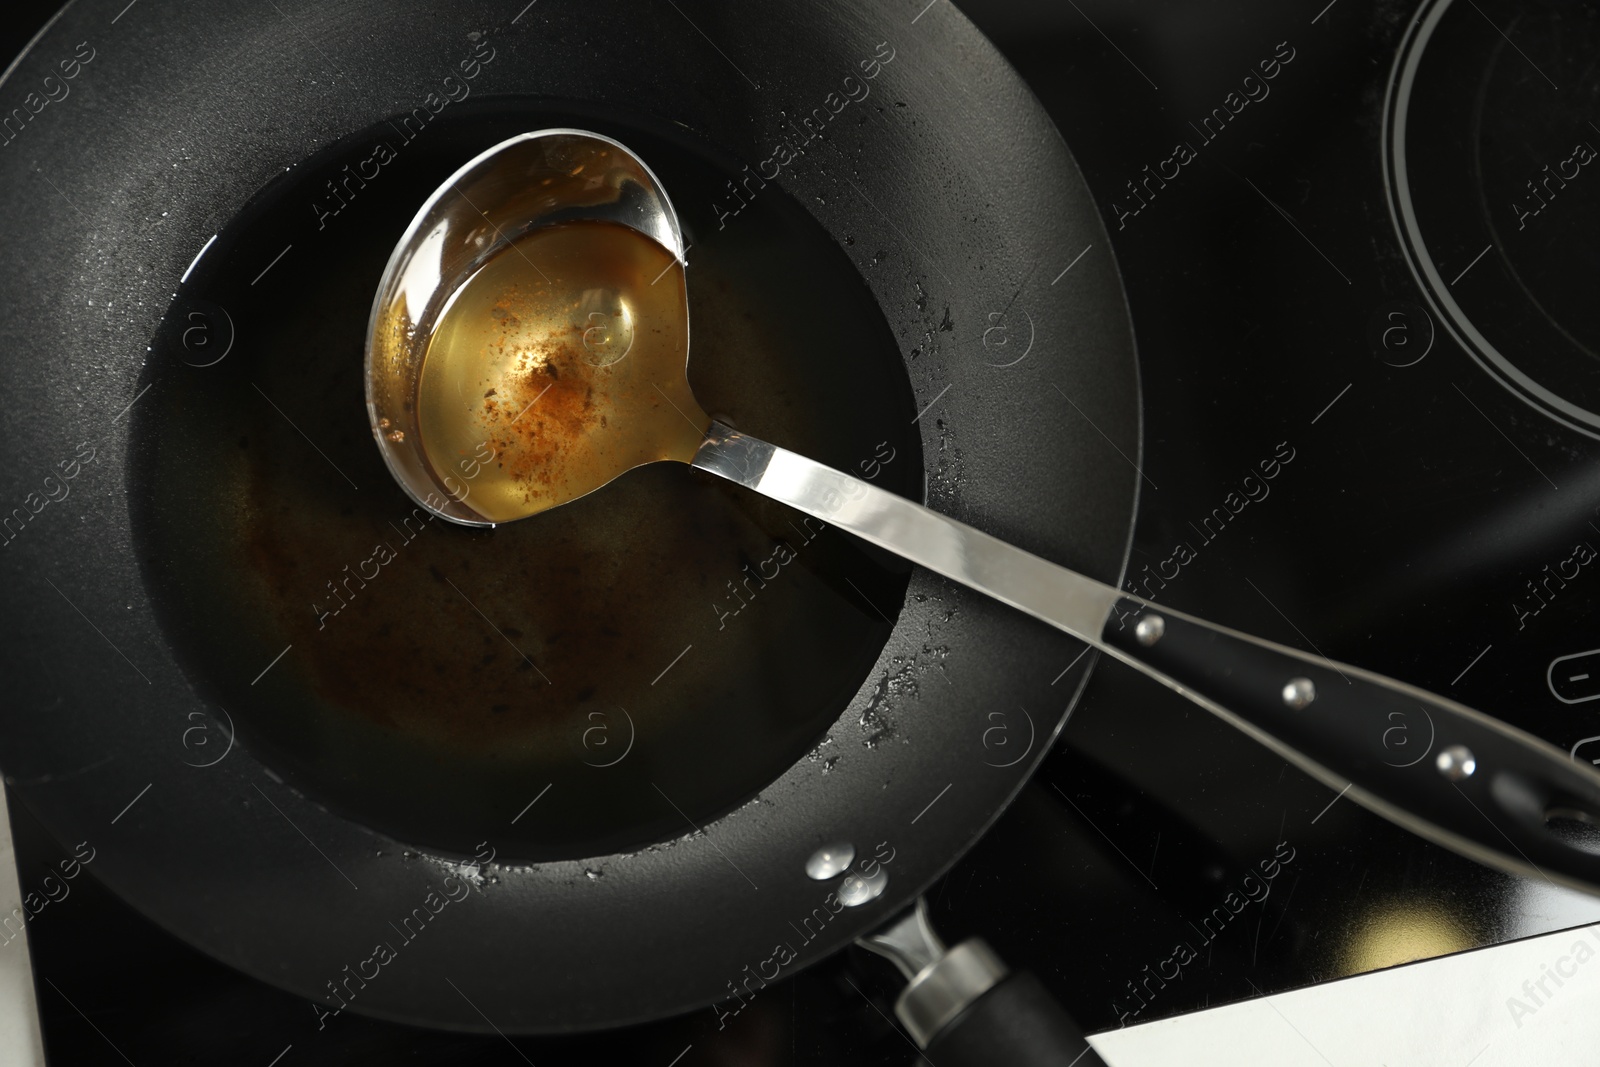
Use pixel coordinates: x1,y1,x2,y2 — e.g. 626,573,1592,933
11,0,1600,1062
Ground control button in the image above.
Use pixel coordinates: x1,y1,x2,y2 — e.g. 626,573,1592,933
1570,735,1600,768
1549,649,1600,704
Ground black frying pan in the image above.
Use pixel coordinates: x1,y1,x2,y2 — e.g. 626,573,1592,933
0,0,1139,1038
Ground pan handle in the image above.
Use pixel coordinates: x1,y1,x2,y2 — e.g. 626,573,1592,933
1102,598,1600,893
859,900,1109,1067
922,968,1110,1067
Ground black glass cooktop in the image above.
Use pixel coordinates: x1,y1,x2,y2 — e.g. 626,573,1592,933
10,0,1600,1062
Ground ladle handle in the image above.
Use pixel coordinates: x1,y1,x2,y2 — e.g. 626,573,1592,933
693,423,1600,895
1101,599,1600,893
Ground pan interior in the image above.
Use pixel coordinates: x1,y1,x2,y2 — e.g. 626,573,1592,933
128,102,922,862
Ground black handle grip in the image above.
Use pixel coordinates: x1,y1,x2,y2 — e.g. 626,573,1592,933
924,970,1108,1067
1104,598,1600,894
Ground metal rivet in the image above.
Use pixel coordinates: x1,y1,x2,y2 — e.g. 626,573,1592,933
1282,677,1316,709
837,865,889,907
1436,744,1476,781
1134,614,1165,647
804,842,855,881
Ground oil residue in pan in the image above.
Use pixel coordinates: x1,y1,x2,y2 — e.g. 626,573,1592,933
128,103,923,862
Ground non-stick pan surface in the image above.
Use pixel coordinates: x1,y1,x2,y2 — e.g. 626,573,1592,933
0,0,1138,1032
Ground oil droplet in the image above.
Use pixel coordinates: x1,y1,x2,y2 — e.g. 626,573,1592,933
805,842,855,880
838,866,889,907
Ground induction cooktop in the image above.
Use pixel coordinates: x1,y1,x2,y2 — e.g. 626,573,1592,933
8,0,1600,1063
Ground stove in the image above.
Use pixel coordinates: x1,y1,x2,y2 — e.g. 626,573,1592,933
9,0,1600,1062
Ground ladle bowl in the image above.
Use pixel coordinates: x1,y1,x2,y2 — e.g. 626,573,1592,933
366,129,690,526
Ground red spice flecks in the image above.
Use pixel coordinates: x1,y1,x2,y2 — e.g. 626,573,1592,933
478,308,598,504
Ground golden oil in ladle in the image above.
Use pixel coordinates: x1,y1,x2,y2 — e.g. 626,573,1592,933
413,220,707,524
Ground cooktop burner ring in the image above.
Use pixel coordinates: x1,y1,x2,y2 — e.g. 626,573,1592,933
1383,0,1600,439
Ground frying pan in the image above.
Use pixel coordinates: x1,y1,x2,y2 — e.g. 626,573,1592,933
0,0,1139,1041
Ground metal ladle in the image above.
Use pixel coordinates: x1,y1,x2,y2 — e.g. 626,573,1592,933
366,132,1600,1053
